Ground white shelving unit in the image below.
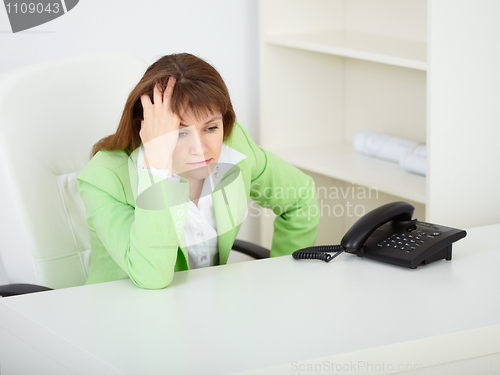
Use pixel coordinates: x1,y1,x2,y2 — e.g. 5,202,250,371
270,142,426,204
265,30,427,71
258,0,500,248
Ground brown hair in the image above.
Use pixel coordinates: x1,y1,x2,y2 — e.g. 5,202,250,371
90,53,236,158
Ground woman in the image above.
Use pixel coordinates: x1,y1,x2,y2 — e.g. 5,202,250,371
77,53,320,289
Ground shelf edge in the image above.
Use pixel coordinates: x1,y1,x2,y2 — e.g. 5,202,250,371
265,36,427,71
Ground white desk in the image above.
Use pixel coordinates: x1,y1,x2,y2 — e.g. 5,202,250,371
1,224,500,375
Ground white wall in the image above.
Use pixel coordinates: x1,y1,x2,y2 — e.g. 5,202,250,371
0,0,260,283
0,0,259,136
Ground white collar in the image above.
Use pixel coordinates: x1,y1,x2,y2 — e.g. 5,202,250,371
218,143,247,167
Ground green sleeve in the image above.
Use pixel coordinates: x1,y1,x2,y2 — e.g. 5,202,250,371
237,125,320,256
77,165,188,289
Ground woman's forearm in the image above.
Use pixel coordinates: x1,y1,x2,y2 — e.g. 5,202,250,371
78,165,188,289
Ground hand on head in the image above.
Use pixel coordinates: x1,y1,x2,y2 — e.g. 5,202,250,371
139,77,182,172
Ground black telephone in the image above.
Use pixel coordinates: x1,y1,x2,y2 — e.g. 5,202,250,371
293,201,467,269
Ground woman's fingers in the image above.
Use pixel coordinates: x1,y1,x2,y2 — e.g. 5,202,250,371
139,78,180,148
140,93,152,114
153,82,162,104
162,77,179,128
163,76,176,105
153,83,163,117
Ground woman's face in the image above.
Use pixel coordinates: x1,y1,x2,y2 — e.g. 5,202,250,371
172,108,224,181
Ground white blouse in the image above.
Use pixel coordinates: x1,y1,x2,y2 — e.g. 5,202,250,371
136,143,247,269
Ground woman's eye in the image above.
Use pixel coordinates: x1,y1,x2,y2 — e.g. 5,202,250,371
178,125,218,138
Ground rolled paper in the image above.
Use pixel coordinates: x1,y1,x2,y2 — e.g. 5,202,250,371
400,152,427,176
412,144,427,157
353,131,421,163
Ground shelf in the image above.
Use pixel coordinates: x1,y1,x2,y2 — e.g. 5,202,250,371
268,142,426,204
265,30,427,71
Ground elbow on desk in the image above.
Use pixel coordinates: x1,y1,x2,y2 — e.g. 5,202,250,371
128,270,174,290
124,247,178,290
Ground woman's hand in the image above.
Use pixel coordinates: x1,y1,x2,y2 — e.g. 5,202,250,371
139,77,181,171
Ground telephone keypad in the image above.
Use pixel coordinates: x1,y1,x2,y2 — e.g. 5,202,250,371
376,231,439,253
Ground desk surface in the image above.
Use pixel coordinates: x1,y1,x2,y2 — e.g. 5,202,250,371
1,224,500,375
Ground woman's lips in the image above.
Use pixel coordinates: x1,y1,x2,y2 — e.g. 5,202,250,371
188,158,212,166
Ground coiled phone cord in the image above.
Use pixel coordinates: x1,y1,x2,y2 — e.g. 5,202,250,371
292,245,345,263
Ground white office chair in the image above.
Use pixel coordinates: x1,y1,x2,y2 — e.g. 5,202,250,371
0,53,269,296
0,53,150,291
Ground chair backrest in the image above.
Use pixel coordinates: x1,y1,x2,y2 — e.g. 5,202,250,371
0,53,149,289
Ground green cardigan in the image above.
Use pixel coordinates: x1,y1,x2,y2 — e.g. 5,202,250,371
77,123,320,289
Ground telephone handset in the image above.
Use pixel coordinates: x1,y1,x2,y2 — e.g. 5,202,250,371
293,201,467,269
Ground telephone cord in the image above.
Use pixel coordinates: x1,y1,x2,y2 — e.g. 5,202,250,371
292,245,345,263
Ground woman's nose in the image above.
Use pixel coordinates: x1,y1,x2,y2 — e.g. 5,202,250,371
189,132,206,154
